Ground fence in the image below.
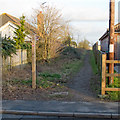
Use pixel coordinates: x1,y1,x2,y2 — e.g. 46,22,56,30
93,42,120,95
2,49,27,70
101,54,120,95
93,42,103,73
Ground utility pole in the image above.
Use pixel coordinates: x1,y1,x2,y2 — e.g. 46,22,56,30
109,0,115,84
32,34,36,89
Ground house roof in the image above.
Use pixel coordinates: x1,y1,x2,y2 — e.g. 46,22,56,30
99,23,120,41
0,13,36,33
0,13,21,27
99,29,109,41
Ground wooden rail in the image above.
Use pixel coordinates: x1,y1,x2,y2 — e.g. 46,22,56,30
106,60,120,64
101,54,120,95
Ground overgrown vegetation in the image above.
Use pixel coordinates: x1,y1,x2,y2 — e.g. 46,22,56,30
3,47,85,90
61,47,82,59
62,34,77,47
106,77,120,101
2,36,16,59
89,51,98,74
36,47,85,88
89,50,101,96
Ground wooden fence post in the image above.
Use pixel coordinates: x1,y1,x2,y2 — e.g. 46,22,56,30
101,54,107,95
32,35,36,89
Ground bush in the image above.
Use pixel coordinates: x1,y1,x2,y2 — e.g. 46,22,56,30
61,46,81,59
2,36,16,59
106,77,120,101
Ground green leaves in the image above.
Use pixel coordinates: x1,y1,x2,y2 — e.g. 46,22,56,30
13,15,28,49
2,36,16,59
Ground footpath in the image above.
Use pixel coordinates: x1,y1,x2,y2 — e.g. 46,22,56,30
1,100,120,119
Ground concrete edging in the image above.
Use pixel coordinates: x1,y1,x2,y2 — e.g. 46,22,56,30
1,110,120,119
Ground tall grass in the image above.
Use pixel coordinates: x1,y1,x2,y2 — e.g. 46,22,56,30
89,51,98,74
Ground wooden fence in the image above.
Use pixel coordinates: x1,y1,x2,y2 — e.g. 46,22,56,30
101,54,120,95
2,49,27,70
93,42,103,73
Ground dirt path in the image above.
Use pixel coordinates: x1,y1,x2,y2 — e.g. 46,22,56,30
68,51,99,102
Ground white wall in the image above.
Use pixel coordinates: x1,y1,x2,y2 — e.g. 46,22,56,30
0,21,32,41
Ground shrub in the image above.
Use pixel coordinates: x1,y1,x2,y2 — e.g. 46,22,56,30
2,36,16,59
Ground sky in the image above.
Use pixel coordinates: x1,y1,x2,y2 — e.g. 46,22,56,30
0,0,120,44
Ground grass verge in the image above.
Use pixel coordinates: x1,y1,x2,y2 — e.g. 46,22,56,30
89,51,98,74
89,50,101,96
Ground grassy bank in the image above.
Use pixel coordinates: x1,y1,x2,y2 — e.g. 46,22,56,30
35,47,86,88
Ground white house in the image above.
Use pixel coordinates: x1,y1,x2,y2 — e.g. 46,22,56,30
99,24,120,60
0,13,34,68
0,13,32,42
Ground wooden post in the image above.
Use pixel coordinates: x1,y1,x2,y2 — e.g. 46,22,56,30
109,0,115,84
32,35,36,89
96,42,98,64
101,54,106,95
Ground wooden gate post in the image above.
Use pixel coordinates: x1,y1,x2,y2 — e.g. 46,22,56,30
101,54,107,95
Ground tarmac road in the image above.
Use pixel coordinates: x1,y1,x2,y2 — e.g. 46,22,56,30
1,114,119,120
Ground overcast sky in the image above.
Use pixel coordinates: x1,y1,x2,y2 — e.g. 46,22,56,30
0,0,120,44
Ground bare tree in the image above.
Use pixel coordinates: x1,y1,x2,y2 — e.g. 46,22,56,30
32,4,70,60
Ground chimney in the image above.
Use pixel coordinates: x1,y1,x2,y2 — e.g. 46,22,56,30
37,11,44,38
37,11,44,27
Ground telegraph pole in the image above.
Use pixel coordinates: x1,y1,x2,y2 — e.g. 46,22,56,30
32,34,36,89
109,0,115,84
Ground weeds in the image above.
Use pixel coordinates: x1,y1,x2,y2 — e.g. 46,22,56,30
89,50,101,96
39,72,61,79
106,77,120,101
62,60,82,76
38,72,61,88
89,51,98,74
